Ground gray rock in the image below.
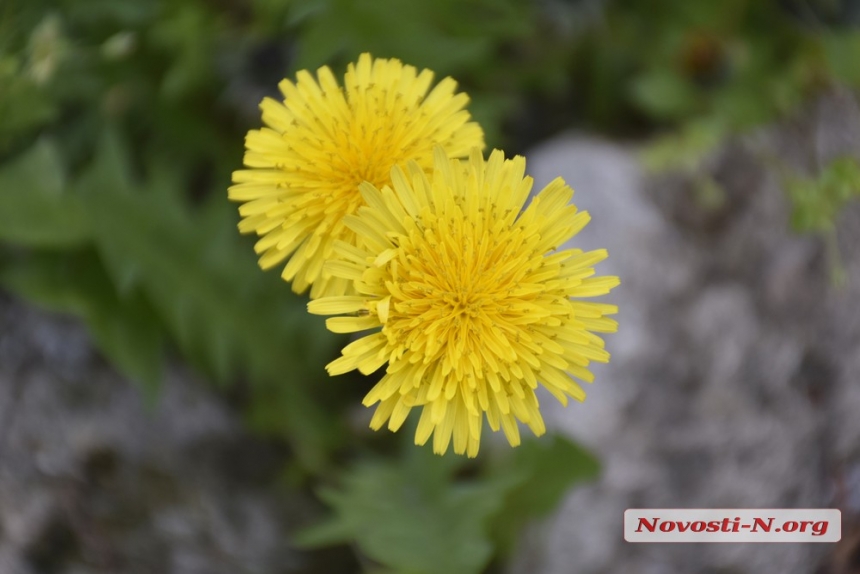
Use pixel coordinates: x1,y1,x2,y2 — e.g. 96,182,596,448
512,92,860,574
0,300,305,574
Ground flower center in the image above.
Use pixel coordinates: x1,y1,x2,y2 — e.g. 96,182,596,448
442,289,485,318
379,211,547,375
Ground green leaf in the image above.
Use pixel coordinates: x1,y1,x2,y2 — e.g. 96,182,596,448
499,434,599,516
489,434,600,553
631,69,699,121
149,3,219,100
0,57,57,144
787,157,860,234
1,250,165,394
75,131,341,471
784,157,860,287
296,446,512,574
823,32,860,89
297,434,600,572
291,0,520,74
0,138,89,247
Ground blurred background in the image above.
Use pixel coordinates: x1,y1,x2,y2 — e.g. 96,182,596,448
1,0,860,573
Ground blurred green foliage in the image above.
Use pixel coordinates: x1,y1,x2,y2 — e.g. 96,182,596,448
787,157,860,285
584,0,860,136
1,0,859,571
296,436,598,574
788,157,860,233
619,0,860,234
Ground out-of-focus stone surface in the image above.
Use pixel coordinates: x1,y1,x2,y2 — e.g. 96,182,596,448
0,302,313,574
512,90,860,574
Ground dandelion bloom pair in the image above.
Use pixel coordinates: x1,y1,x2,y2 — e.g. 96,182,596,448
229,53,619,457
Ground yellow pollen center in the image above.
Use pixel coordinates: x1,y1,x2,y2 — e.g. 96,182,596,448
379,211,544,374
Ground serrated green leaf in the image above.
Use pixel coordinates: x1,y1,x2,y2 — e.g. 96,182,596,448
0,138,89,247
75,131,341,471
296,446,513,574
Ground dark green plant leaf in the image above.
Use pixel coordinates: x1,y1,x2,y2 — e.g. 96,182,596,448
0,138,89,247
489,434,600,553
297,433,599,572
292,0,506,74
631,69,700,121
74,131,342,471
0,57,57,144
296,446,513,574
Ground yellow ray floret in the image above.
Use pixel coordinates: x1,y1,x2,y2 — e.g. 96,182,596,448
308,148,619,457
229,53,485,298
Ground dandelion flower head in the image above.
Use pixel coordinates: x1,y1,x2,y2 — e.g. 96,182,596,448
228,53,484,298
308,148,620,457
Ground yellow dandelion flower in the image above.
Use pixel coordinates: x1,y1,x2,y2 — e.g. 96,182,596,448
228,53,484,298
308,147,620,457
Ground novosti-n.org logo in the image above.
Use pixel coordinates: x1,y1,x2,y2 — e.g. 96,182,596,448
624,509,841,543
